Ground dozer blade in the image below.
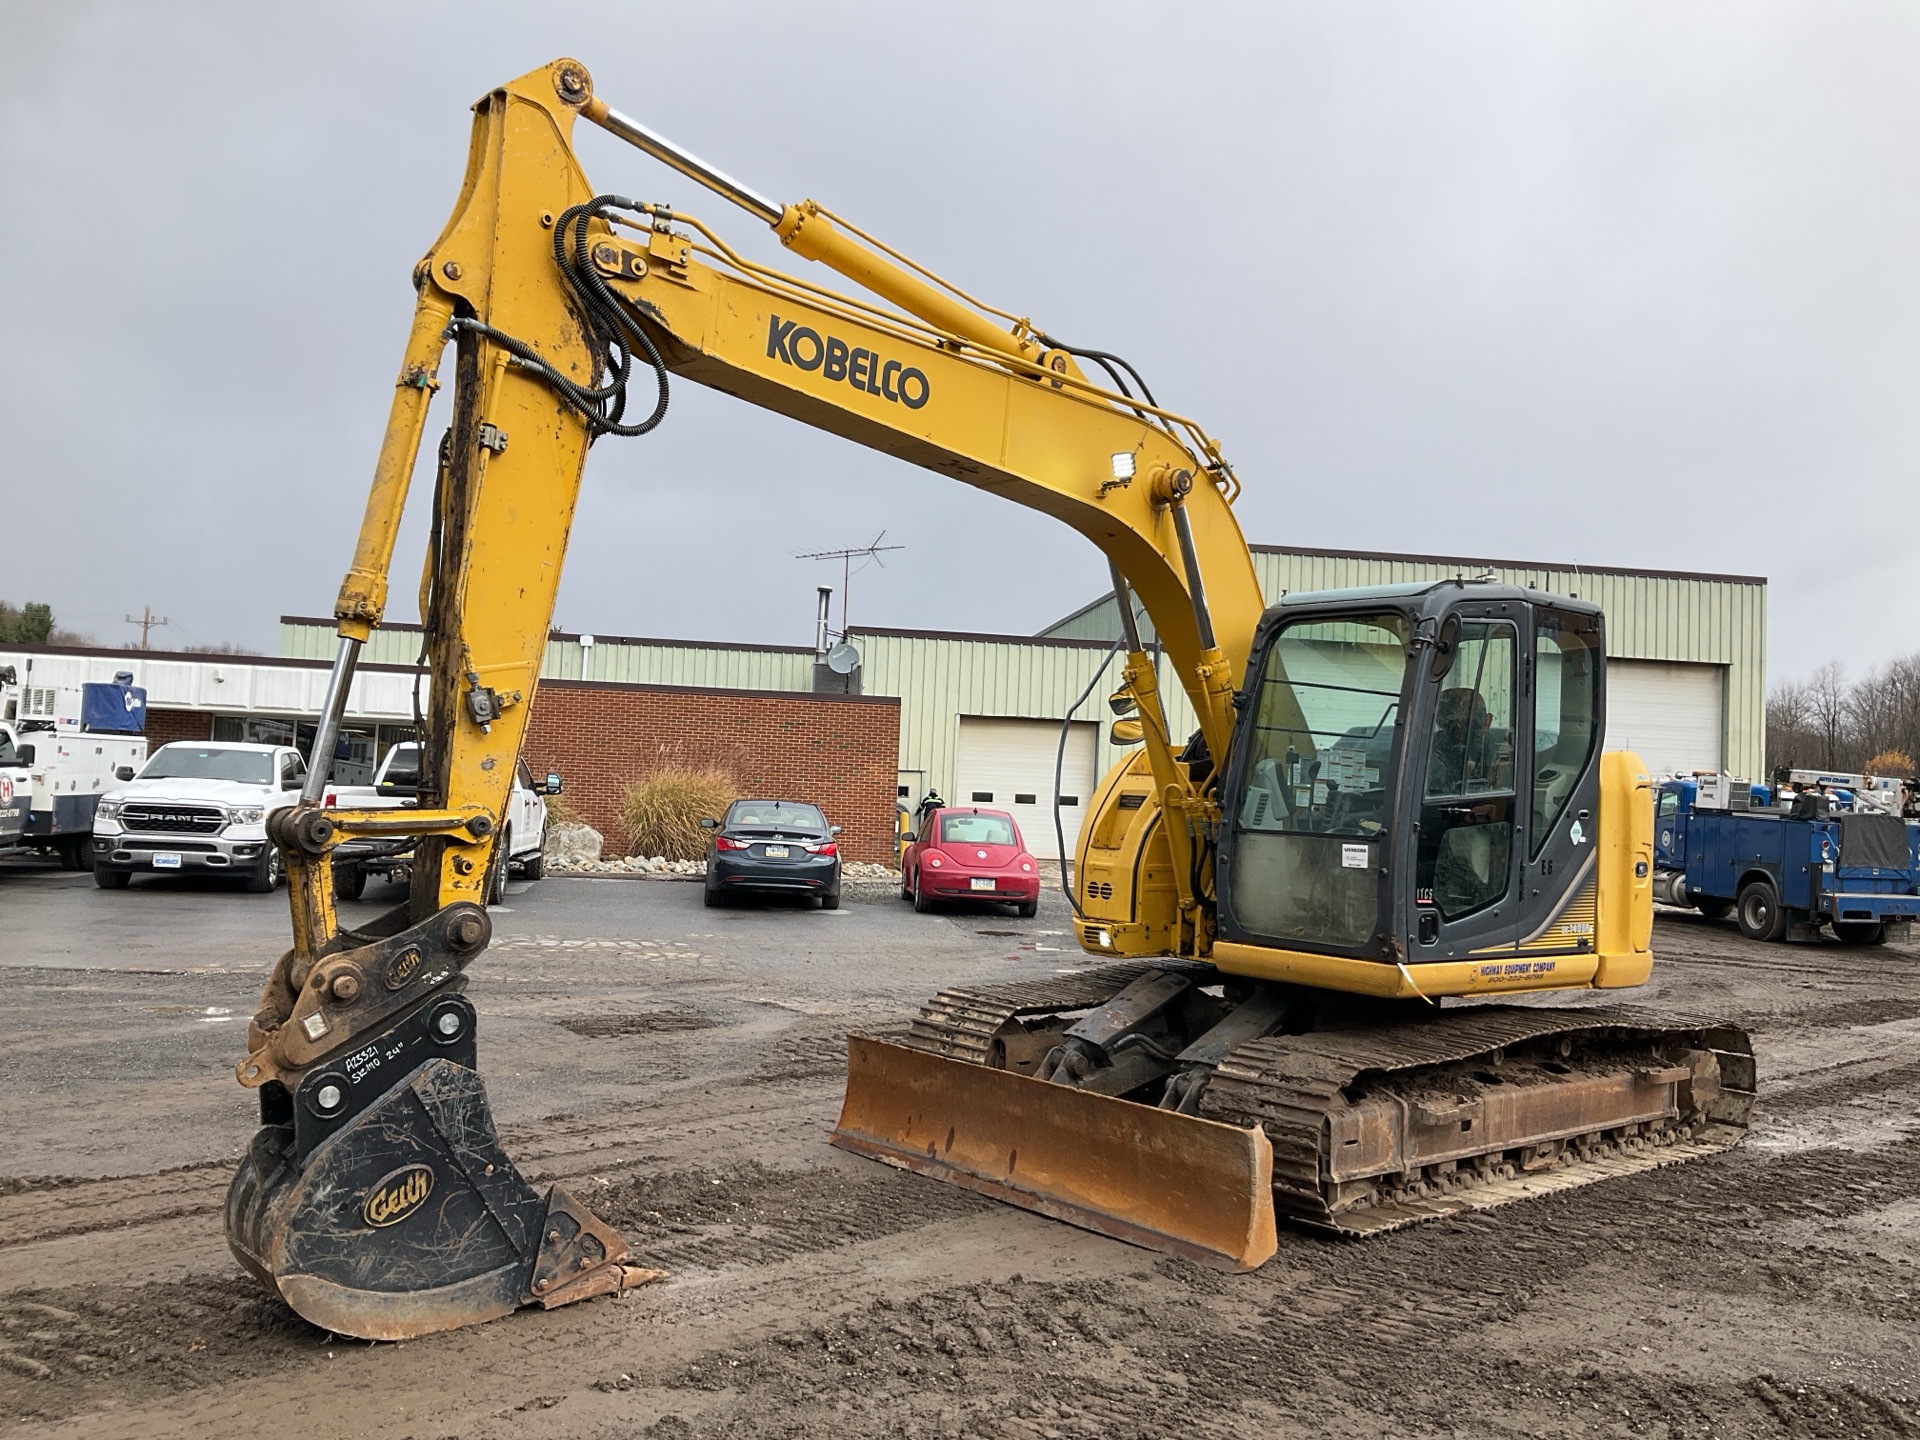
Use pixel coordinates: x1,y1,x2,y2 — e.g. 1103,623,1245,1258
832,1036,1277,1272
227,1014,659,1341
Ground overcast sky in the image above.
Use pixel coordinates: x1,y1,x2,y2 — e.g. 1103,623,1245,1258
3,3,1914,683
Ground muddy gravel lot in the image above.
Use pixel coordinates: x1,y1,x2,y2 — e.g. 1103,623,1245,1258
0,858,1916,1438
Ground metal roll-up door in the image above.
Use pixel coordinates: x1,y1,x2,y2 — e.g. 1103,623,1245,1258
955,717,1097,861
1604,660,1725,776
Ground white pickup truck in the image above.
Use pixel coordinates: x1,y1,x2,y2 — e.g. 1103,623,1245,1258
92,741,307,891
325,741,557,903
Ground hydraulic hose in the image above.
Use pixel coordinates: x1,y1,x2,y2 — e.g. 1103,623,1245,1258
444,195,671,440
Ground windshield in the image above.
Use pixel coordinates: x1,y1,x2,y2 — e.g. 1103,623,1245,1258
1227,612,1410,949
1237,613,1408,837
141,745,274,785
728,801,826,831
380,744,421,788
940,813,1017,847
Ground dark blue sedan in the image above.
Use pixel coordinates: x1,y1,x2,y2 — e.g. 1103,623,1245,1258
701,799,843,909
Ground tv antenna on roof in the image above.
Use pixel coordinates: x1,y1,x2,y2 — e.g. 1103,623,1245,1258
794,530,904,642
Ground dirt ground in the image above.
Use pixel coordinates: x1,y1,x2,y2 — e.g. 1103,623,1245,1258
1,862,1917,1439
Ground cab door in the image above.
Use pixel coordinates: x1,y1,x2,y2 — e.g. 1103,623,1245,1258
1508,606,1605,956
1405,603,1524,962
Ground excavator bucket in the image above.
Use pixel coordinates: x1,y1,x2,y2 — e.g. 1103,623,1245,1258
226,977,659,1341
831,1036,1277,1271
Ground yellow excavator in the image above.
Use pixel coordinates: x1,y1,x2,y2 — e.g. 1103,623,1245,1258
227,59,1755,1341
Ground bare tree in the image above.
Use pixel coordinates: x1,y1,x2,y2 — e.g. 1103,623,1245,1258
1769,650,1920,776
1808,662,1847,769
1766,679,1814,771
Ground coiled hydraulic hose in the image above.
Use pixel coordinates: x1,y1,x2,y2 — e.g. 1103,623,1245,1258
444,195,671,440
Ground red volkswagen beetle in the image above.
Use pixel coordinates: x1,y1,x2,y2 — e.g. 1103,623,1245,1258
902,805,1040,917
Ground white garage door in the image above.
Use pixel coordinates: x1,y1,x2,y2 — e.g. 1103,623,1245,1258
955,717,1097,861
1605,661,1724,775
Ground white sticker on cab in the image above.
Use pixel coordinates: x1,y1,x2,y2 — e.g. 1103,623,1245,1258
1341,844,1370,869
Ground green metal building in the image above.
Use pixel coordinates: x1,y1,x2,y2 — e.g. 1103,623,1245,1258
280,545,1765,861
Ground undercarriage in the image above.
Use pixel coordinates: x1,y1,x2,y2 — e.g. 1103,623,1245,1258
833,963,1755,1265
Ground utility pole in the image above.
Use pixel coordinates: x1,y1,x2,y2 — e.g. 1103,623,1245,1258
794,532,904,639
126,606,169,650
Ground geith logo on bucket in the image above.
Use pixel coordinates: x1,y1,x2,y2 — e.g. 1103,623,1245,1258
766,315,929,409
363,1164,434,1228
383,945,424,992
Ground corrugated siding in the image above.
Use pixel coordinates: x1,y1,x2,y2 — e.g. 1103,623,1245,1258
568,640,814,691
1035,555,1767,780
284,621,814,692
856,631,1144,811
283,541,1769,793
1253,553,1766,781
278,621,421,667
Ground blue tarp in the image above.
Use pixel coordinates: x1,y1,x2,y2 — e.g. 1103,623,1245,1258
80,681,146,734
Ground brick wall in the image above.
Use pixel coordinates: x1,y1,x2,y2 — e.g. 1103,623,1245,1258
521,681,901,863
145,708,216,748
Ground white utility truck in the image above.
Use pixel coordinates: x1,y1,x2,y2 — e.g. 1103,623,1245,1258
0,667,148,868
324,741,558,902
92,741,308,891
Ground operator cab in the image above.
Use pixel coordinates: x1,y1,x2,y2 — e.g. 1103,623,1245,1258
1216,580,1605,966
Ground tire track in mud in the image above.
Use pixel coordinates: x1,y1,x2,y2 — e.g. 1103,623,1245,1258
657,1274,1299,1440
0,1164,234,1251
0,1275,324,1425
633,1135,1920,1439
0,1156,990,1424
0,1072,850,1255
596,1161,995,1272
643,1260,1918,1440
3,1136,1917,1431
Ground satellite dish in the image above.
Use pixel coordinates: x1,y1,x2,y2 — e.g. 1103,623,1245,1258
825,641,862,675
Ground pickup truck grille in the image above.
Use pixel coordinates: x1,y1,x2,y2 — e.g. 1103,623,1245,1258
120,804,225,835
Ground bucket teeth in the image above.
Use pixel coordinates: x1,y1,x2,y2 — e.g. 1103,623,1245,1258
528,1185,661,1308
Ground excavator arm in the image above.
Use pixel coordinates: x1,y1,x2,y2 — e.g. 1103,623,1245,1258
230,57,1268,1340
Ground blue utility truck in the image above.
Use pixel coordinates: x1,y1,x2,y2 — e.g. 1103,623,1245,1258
1653,775,1920,945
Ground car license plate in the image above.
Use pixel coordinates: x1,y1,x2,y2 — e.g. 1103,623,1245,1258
153,853,182,869
764,845,789,858
970,877,995,891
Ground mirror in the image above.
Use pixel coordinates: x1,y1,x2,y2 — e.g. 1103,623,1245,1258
14,744,35,766
1430,614,1462,678
830,824,843,835
115,765,136,781
1109,718,1145,746
544,772,564,795
698,816,719,829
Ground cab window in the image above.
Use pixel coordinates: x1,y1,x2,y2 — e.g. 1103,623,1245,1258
1225,611,1410,949
1530,614,1601,857
1416,620,1516,921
